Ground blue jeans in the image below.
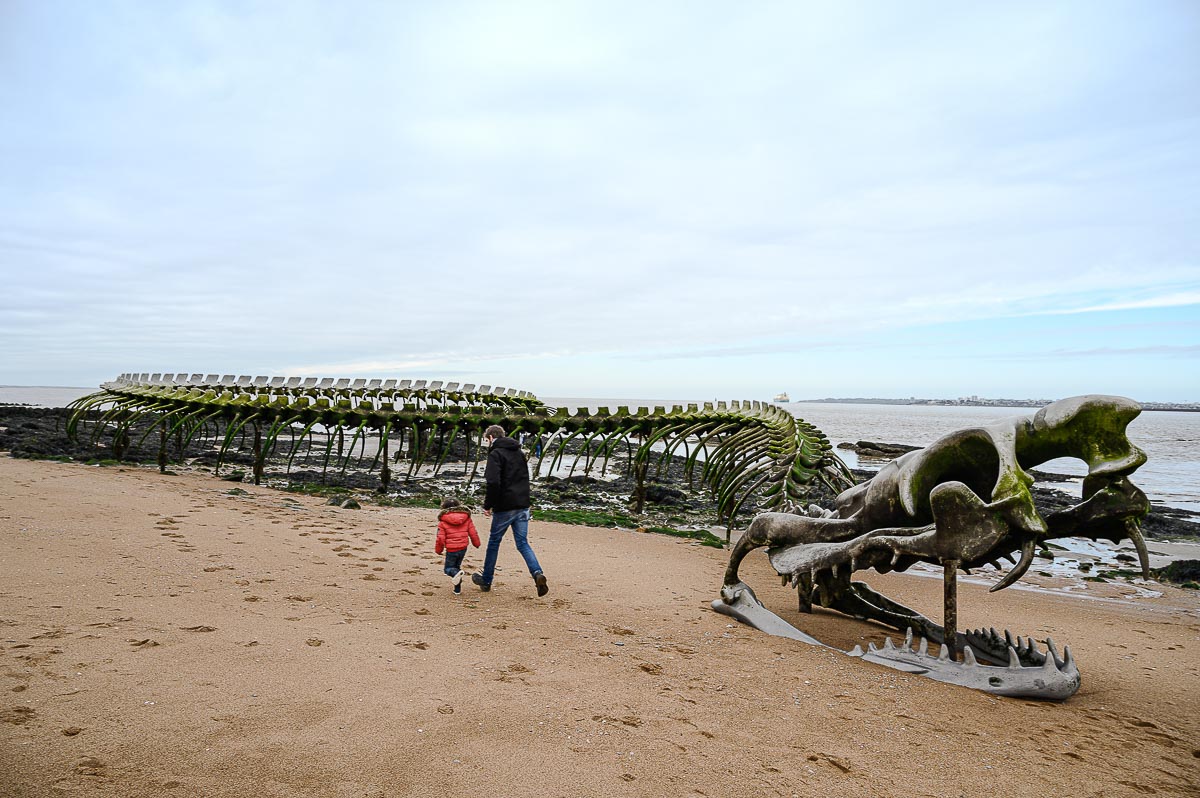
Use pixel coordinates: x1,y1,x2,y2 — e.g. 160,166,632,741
443,549,466,577
479,508,541,586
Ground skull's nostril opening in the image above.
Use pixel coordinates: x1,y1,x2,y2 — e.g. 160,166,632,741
989,677,1003,687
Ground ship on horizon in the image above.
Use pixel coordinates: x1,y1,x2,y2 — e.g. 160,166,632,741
772,391,790,403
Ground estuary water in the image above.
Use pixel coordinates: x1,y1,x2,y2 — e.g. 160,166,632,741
4,387,1197,513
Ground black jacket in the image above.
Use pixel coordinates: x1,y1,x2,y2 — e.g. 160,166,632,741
483,436,531,512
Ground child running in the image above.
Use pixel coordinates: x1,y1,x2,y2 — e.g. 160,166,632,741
435,497,480,594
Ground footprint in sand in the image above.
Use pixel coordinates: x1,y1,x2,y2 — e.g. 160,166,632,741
1,706,36,725
593,714,641,728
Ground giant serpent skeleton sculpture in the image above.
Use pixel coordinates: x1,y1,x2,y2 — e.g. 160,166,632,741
71,377,1150,699
68,373,851,525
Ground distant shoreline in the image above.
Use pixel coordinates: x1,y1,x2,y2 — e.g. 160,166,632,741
793,398,1200,412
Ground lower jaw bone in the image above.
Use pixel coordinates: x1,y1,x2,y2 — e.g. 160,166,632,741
713,587,1081,701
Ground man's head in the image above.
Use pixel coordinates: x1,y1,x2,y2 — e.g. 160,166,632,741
484,424,505,444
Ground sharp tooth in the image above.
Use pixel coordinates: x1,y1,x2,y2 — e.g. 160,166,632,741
1062,645,1076,673
1007,645,1020,668
1028,638,1041,656
850,556,858,571
780,573,789,587
990,538,1036,593
963,646,977,666
990,627,999,643
883,636,896,651
961,566,972,575
890,551,900,565
1001,552,1016,564
849,644,864,656
989,560,1002,570
830,562,839,578
809,568,817,584
1005,629,1015,649
1047,637,1062,667
937,644,950,662
918,637,928,656
1043,650,1059,672
868,641,879,653
904,627,914,650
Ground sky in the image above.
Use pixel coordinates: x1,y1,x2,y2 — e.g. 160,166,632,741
1,1,1197,401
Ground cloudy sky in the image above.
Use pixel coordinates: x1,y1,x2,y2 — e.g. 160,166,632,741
2,1,1197,401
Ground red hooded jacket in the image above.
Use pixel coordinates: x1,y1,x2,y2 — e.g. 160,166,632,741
435,508,481,554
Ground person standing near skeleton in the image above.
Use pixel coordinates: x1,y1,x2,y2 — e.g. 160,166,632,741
472,425,549,596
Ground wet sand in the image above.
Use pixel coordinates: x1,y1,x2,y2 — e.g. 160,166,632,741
1,457,1198,797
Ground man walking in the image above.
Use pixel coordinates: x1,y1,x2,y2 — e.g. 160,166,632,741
472,425,549,597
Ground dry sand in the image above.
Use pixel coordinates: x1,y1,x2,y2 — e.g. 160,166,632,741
1,457,1198,798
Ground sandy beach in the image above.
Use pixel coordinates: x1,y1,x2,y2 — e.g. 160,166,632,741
2,457,1198,797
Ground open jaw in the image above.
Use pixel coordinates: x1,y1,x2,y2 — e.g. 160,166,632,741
712,395,1151,701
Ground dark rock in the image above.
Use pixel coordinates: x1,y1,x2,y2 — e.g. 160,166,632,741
644,482,687,506
1154,559,1200,586
837,440,921,459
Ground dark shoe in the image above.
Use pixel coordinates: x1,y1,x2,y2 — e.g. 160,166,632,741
534,571,549,597
471,572,491,592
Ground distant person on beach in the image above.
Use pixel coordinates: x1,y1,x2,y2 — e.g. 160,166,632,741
472,424,549,596
435,497,480,594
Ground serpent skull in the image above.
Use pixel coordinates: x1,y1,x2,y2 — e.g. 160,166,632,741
714,395,1151,700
